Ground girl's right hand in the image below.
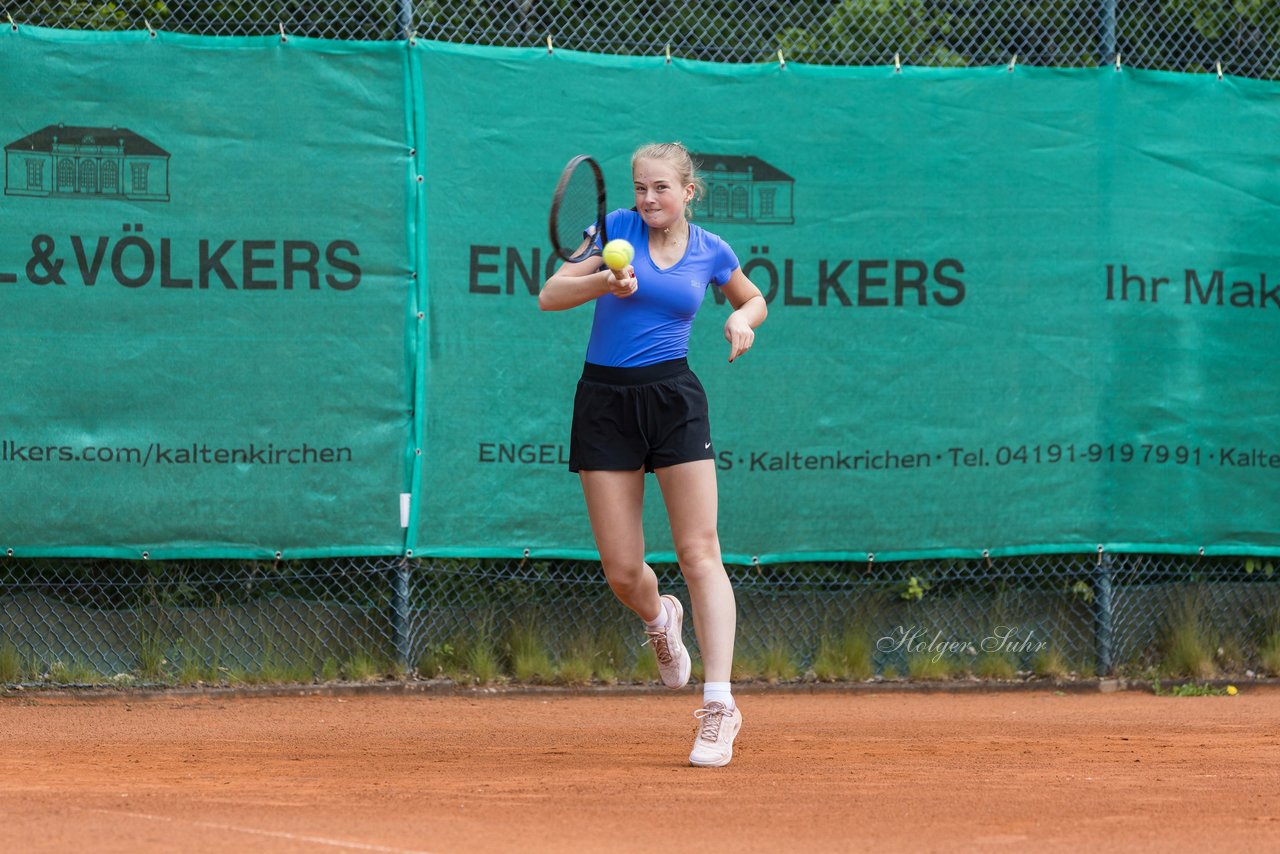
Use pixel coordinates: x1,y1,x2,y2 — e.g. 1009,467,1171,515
606,266,637,298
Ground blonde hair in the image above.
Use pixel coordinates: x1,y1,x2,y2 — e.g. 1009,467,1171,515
632,141,705,217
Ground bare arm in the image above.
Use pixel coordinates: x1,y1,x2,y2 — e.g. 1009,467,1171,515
720,267,767,362
539,256,637,312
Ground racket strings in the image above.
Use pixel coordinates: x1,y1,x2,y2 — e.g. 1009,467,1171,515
554,164,604,261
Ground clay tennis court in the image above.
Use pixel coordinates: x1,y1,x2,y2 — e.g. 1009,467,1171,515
3,684,1279,852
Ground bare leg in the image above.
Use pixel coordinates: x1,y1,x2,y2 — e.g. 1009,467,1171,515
656,459,736,683
578,469,662,622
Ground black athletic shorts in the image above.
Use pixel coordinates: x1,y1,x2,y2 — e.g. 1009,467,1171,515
569,358,715,473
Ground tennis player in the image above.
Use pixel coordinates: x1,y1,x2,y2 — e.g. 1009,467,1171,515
539,142,767,767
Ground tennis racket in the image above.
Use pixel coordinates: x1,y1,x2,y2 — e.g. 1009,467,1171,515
549,154,610,265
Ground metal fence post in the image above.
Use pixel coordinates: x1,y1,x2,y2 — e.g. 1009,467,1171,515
392,558,412,668
1094,550,1114,675
397,0,413,39
1100,0,1117,64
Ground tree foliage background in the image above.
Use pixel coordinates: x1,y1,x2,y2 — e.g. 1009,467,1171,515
5,0,1278,78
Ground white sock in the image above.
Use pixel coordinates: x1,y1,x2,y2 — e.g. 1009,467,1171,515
643,600,669,630
703,681,734,709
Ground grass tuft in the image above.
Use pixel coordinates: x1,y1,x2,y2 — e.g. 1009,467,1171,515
418,640,460,679
175,654,216,686
507,622,555,684
1259,632,1280,677
907,652,955,680
1158,597,1217,679
758,638,799,682
812,625,874,682
341,651,385,682
974,651,1019,679
556,652,594,686
731,647,761,681
0,642,24,683
557,629,614,686
172,637,227,686
466,638,502,685
239,653,315,686
591,626,628,685
1030,647,1071,679
631,638,660,682
46,658,103,684
135,631,169,680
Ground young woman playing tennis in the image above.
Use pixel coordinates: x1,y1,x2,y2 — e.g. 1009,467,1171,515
539,142,767,767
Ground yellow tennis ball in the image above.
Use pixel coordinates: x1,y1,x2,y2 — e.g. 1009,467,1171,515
1226,685,1238,696
602,239,634,271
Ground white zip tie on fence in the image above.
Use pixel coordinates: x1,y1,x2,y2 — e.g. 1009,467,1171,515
144,18,156,37
1007,53,1017,72
409,29,417,47
1114,52,1122,71
1216,61,1223,80
894,52,901,73
279,22,287,43
665,43,671,64
546,34,553,54
777,48,786,69
1096,544,1105,566
7,13,17,31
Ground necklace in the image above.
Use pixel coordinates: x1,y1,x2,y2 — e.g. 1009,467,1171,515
663,225,689,249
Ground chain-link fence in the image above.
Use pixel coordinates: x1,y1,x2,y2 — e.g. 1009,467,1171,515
3,553,1279,686
6,1,1280,78
3,2,1278,688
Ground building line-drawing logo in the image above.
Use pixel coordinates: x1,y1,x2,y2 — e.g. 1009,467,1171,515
5,123,171,202
690,154,793,226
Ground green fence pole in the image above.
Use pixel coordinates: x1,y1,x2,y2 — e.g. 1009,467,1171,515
1094,549,1114,675
392,559,411,668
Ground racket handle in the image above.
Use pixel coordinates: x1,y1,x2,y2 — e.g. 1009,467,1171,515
602,238,635,280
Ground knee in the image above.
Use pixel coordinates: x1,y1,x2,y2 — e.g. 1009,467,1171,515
601,558,648,591
676,532,724,581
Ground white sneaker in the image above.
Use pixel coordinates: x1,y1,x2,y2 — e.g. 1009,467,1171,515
689,701,742,767
644,594,691,690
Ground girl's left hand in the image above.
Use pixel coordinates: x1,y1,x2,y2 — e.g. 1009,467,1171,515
724,313,755,362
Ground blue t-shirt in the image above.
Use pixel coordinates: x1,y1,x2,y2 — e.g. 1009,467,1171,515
585,209,739,368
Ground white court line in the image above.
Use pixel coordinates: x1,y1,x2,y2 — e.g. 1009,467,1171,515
79,806,435,854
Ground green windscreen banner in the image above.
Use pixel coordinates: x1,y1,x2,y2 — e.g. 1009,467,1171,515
413,44,1280,563
0,28,414,558
3,30,1279,561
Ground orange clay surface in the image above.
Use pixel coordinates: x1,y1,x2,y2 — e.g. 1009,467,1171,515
3,684,1280,853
